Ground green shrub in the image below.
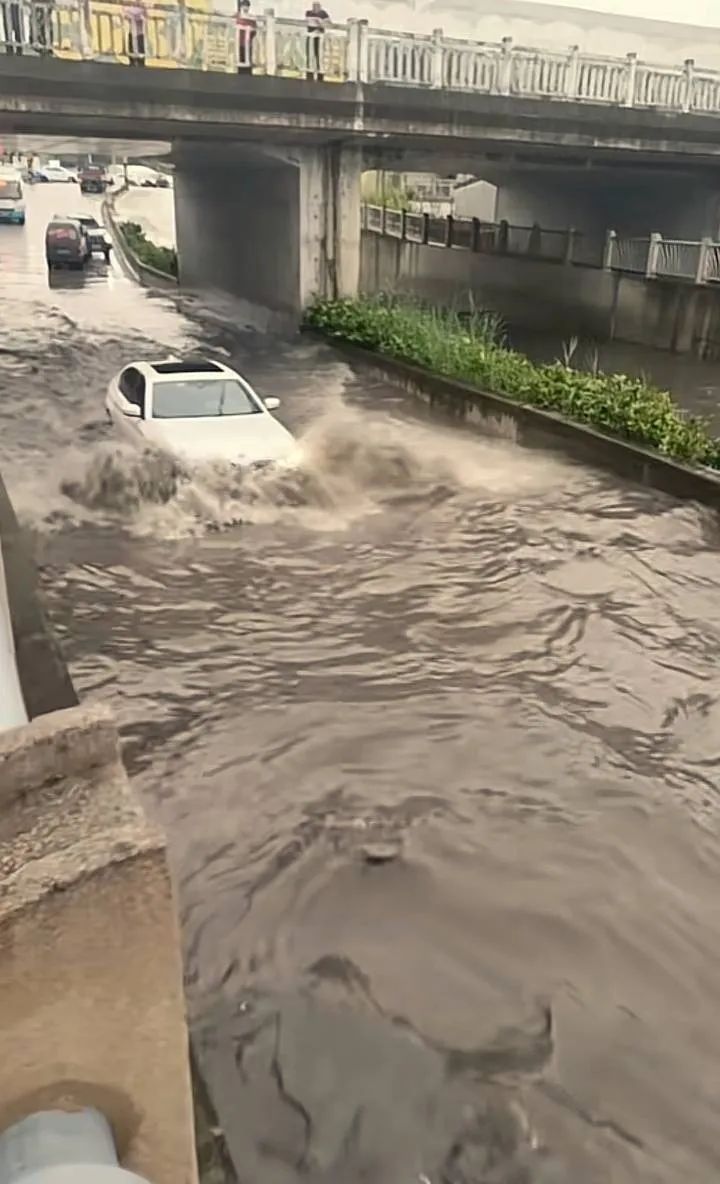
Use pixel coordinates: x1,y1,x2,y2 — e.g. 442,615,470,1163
305,294,720,470
119,221,178,278
361,185,417,210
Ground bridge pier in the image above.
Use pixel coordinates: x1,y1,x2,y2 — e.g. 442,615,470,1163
174,144,361,319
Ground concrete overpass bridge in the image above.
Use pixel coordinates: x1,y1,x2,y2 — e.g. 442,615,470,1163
5,3,720,312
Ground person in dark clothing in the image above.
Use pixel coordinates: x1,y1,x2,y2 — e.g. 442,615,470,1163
236,0,256,73
305,0,329,81
125,1,146,65
32,0,54,55
3,1,23,54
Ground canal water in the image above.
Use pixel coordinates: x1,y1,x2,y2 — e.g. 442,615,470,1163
2,183,720,1183
510,325,720,433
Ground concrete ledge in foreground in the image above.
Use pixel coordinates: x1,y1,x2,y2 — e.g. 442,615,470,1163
0,701,199,1184
311,335,720,508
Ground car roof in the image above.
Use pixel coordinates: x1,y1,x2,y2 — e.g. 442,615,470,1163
131,358,238,383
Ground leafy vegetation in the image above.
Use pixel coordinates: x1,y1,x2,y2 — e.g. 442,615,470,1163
305,295,720,469
119,221,178,278
360,175,418,210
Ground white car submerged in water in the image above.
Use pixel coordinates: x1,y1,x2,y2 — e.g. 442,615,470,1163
105,358,297,468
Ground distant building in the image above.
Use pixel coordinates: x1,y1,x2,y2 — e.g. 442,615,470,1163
362,170,498,220
453,178,497,222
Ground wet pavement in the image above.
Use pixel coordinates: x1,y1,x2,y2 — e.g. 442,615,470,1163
2,183,720,1184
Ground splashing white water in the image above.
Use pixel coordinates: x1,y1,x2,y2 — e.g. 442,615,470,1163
17,404,576,539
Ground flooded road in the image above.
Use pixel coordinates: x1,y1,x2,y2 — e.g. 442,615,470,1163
2,183,720,1184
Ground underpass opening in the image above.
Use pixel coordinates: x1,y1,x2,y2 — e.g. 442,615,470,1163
174,152,301,318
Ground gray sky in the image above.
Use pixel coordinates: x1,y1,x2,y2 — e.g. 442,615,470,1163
512,0,720,25
274,0,720,33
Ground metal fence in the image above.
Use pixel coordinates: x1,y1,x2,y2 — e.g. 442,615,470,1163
363,204,720,285
362,204,587,266
5,0,720,116
609,236,651,275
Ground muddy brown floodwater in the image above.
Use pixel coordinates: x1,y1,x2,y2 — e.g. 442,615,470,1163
2,184,720,1184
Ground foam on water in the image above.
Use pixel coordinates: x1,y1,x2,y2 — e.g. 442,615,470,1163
26,402,577,539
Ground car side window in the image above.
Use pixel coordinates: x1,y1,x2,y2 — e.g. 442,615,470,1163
119,367,146,416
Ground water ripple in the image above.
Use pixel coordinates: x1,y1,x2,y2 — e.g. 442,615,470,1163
2,185,720,1182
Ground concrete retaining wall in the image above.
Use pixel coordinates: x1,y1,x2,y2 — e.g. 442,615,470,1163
0,469,201,1183
312,335,720,508
0,474,76,720
360,231,720,358
0,540,27,731
103,194,178,290
0,703,198,1184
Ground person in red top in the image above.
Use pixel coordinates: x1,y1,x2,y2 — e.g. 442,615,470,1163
236,0,256,73
305,0,329,81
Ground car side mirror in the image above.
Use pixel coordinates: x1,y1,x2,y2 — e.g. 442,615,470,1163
264,396,280,411
123,402,141,418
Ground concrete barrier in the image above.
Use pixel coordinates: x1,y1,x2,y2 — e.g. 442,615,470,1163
0,702,199,1184
0,474,76,721
102,194,178,291
0,468,202,1182
0,539,27,731
359,230,720,358
309,334,720,508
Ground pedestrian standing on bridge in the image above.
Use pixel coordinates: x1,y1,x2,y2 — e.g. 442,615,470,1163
305,0,329,81
236,0,256,73
2,0,24,54
125,0,146,66
31,0,54,56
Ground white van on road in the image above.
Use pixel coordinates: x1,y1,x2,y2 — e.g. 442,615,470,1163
0,169,25,225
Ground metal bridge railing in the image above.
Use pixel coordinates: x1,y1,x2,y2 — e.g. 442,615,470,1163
363,205,720,285
5,0,720,116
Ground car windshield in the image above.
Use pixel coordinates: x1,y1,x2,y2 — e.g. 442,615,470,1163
0,180,21,200
151,378,262,419
80,217,99,228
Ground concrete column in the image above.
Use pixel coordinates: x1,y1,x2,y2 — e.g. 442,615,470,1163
298,143,362,307
0,703,198,1184
174,142,362,320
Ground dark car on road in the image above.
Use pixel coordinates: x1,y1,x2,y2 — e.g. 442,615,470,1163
79,166,108,194
61,213,112,261
45,218,91,270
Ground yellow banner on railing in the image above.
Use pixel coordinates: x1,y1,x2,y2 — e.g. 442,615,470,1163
54,0,224,69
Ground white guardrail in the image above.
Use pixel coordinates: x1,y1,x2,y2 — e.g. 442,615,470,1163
362,204,720,285
3,0,720,115
0,538,28,731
